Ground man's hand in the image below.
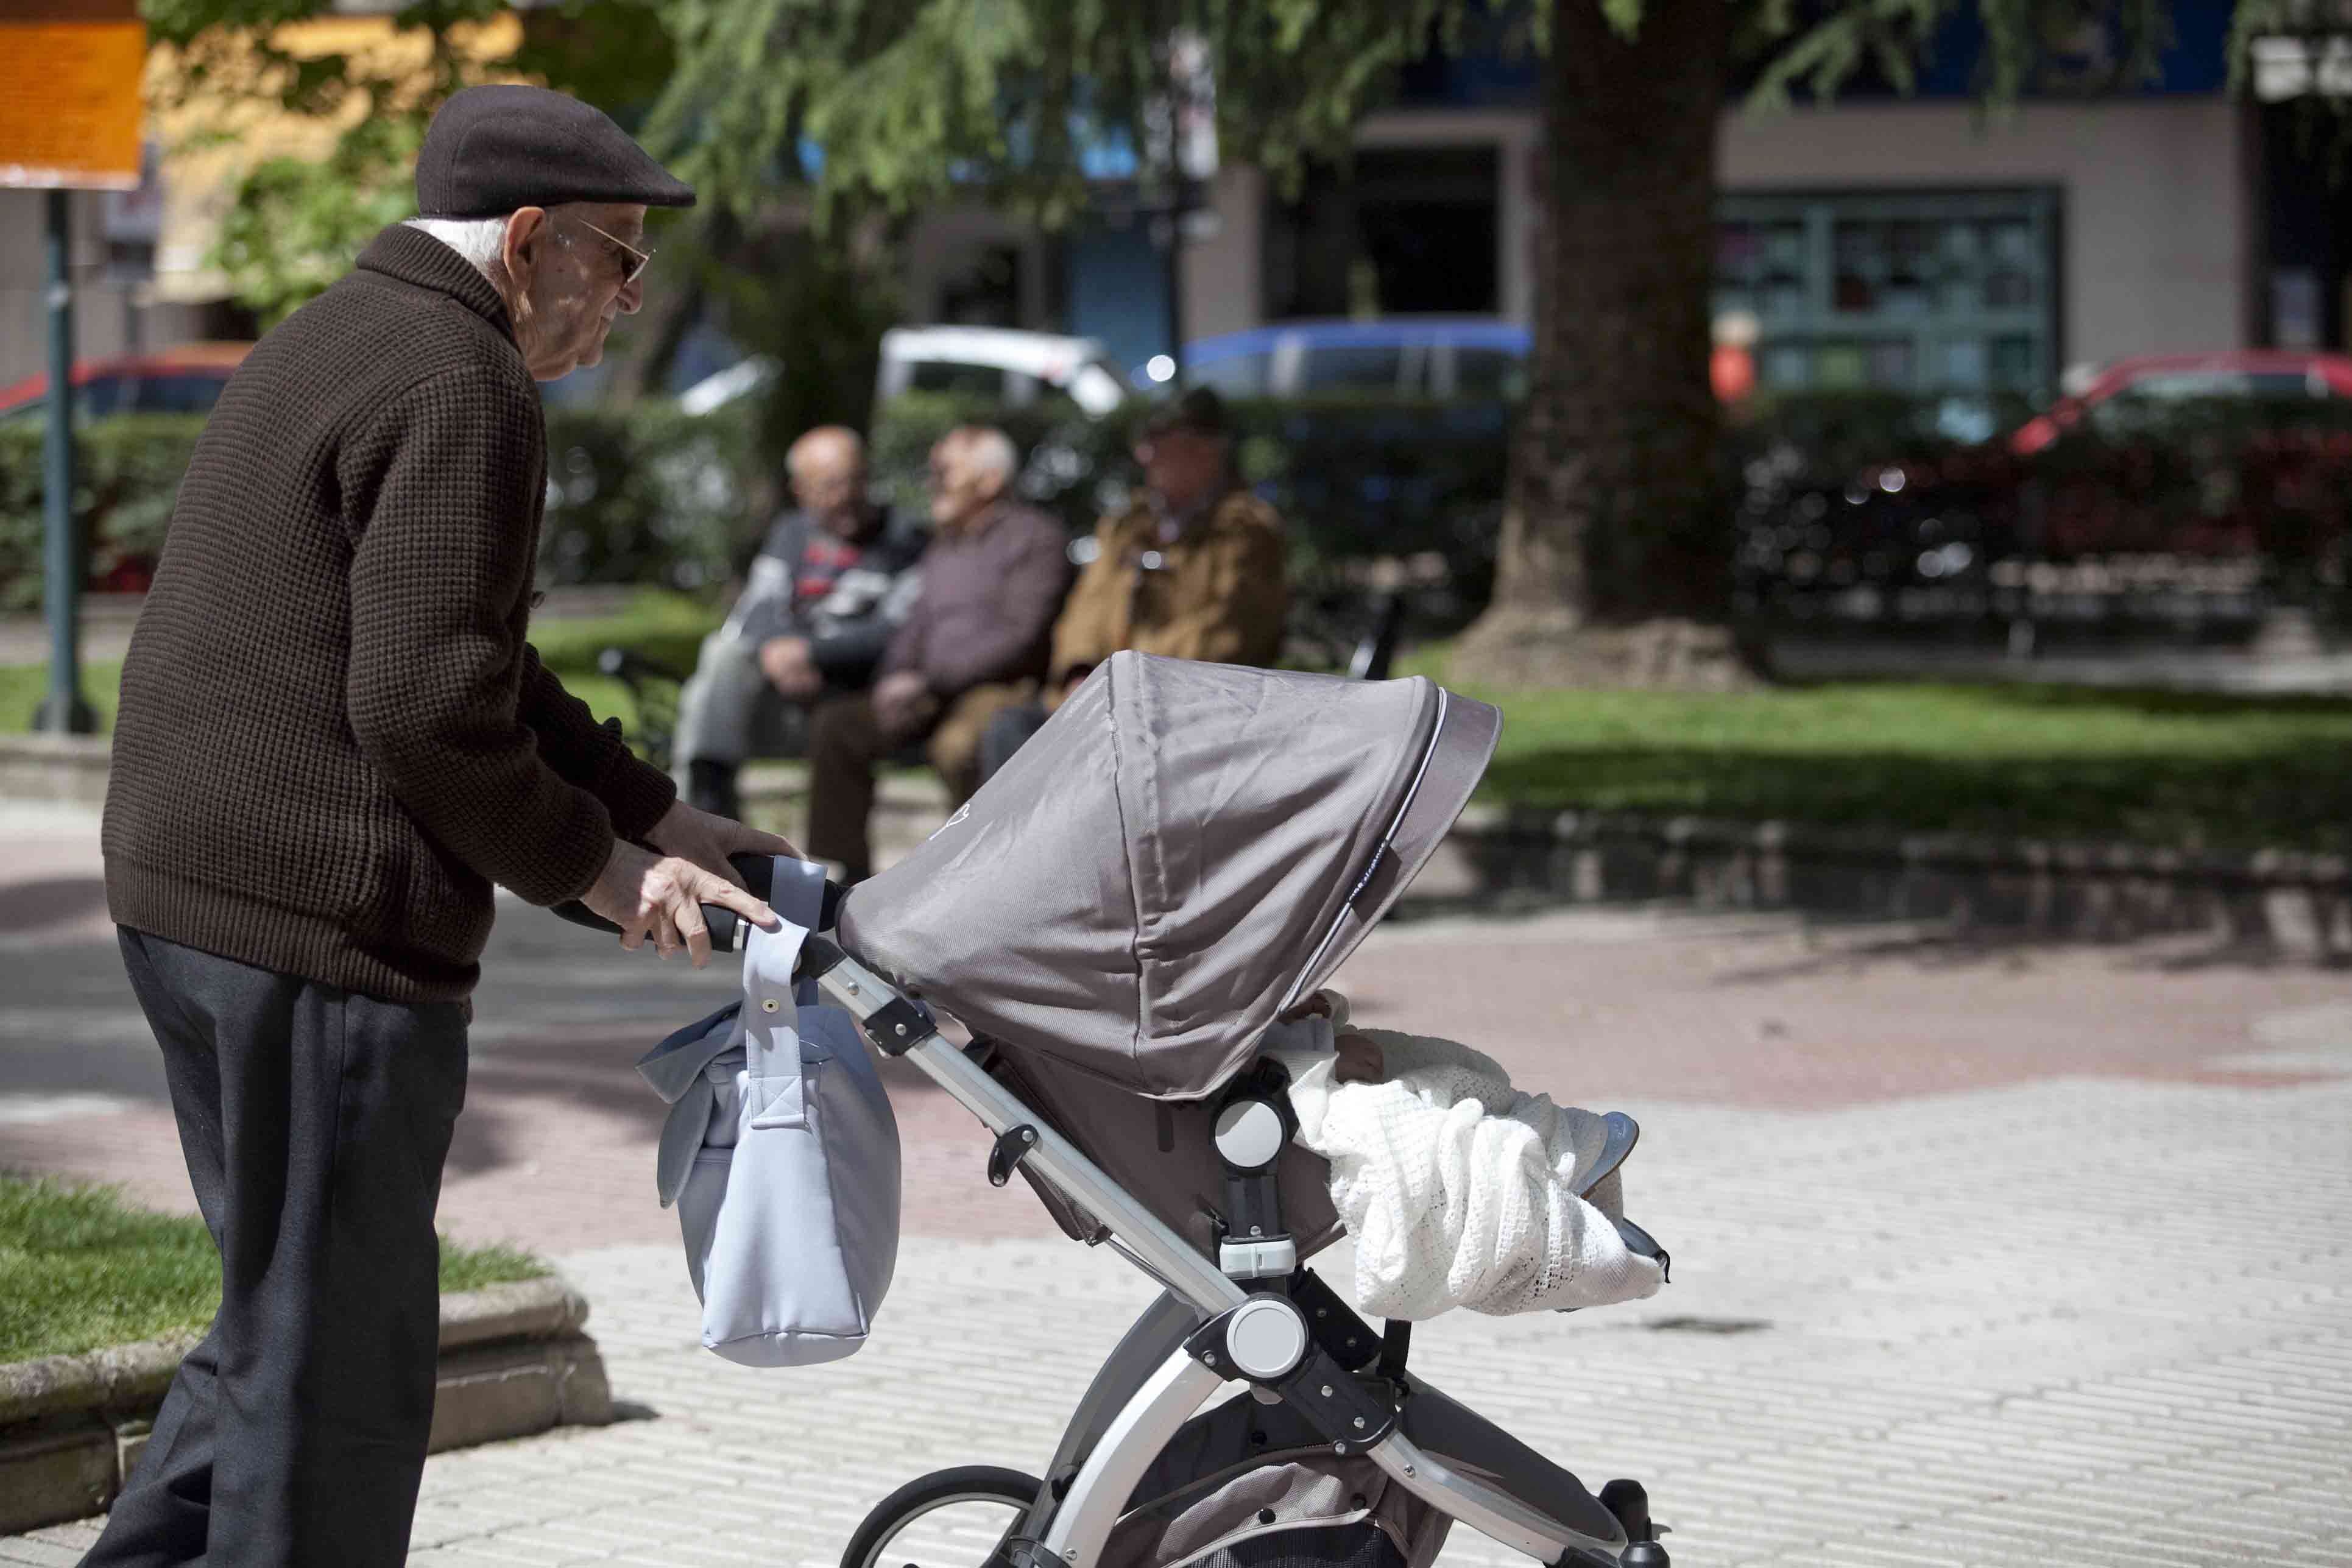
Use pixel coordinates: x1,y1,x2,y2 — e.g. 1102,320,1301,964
646,799,801,889
758,636,824,699
871,669,934,740
582,839,780,966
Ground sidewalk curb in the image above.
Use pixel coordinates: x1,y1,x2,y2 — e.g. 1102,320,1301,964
1433,806,2351,955
0,1277,613,1534
0,733,108,808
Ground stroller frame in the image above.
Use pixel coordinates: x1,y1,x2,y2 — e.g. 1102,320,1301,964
800,937,1646,1568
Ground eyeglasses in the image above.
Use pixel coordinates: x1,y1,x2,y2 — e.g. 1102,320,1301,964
563,216,654,288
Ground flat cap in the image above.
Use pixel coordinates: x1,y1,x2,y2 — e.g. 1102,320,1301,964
417,85,696,219
1140,386,1231,440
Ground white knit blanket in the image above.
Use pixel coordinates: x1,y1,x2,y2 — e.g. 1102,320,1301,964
1272,1008,1665,1320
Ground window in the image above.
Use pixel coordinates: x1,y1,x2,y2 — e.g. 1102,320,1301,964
127,375,230,416
1299,344,1407,396
908,361,1016,400
1263,147,1500,319
1715,189,2061,397
2089,370,2338,436
1452,347,1526,400
2111,371,2328,403
1189,352,1272,397
76,377,134,419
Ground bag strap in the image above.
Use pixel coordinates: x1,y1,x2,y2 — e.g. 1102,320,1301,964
740,856,827,1079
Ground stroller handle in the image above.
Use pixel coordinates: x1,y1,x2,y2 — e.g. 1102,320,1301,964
548,853,844,952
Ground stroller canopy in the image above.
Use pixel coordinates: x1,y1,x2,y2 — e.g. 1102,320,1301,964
837,651,1501,1100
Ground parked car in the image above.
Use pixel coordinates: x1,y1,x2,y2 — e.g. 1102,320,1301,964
0,342,252,423
876,326,1133,417
2010,351,2352,454
1170,317,1528,402
1736,350,2352,635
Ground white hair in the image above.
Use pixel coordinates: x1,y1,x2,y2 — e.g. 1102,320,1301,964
962,426,1019,486
403,216,510,281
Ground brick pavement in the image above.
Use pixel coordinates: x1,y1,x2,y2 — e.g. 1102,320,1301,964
11,1076,2349,1568
5,803,2351,1564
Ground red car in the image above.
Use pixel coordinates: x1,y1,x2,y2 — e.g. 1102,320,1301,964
2010,350,2352,456
0,342,253,424
1740,348,2352,627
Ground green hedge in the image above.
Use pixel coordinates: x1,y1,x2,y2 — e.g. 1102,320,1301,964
867,389,2056,615
537,401,765,590
27,386,2306,620
0,416,200,609
0,402,771,610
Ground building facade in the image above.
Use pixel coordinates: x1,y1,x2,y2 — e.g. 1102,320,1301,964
901,0,2292,402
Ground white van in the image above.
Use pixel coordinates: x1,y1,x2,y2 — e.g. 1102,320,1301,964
874,326,1133,417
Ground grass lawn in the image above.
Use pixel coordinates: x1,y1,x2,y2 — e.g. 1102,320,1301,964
1418,658,2352,854
7,595,2350,852
0,1174,548,1365
0,590,719,739
0,657,122,735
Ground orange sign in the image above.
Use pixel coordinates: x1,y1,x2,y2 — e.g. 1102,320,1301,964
1,0,145,191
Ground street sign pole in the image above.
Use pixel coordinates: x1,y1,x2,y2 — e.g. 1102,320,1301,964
5,0,146,735
38,186,94,735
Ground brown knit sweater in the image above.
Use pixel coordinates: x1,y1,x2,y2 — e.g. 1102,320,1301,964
104,224,677,1002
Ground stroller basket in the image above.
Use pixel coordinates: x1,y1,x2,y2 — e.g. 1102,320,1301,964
1103,1378,1626,1568
1104,1388,1451,1568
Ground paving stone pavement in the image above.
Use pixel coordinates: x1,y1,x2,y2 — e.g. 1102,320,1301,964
5,803,2352,1566
10,1070,2350,1568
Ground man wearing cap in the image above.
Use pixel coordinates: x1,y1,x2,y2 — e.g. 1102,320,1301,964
976,387,1290,782
92,85,791,1567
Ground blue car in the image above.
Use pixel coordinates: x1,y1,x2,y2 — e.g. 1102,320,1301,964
1146,317,1530,401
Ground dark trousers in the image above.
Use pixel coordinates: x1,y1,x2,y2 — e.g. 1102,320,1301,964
806,683,1033,880
83,928,469,1568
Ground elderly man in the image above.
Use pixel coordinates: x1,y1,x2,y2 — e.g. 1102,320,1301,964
673,425,925,820
93,85,790,1568
977,387,1288,780
805,425,1070,882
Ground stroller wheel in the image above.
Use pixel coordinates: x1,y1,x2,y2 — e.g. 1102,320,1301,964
842,1464,1044,1568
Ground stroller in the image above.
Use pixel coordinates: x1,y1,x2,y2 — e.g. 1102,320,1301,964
673,651,1675,1568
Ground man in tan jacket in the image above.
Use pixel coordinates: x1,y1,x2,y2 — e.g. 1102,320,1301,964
978,388,1290,781
1053,386,1289,680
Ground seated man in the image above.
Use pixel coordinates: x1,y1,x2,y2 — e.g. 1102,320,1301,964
674,425,925,820
978,386,1288,780
805,426,1072,883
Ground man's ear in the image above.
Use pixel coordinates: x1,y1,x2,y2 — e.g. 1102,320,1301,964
501,207,549,283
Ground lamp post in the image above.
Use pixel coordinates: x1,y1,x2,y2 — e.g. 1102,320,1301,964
1146,27,1216,387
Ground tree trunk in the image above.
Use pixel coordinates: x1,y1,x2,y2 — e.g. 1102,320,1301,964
1452,0,1751,689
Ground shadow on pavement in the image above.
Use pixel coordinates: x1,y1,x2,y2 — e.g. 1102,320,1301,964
0,875,110,936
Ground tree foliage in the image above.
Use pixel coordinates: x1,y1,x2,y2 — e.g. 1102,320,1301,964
643,0,1467,224
146,0,2352,647
141,0,668,324
152,0,2317,321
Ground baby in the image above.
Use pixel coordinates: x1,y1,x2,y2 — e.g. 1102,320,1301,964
1263,991,1665,1321
1280,990,1386,1083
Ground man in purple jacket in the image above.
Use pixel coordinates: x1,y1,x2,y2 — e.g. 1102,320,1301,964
804,426,1070,881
